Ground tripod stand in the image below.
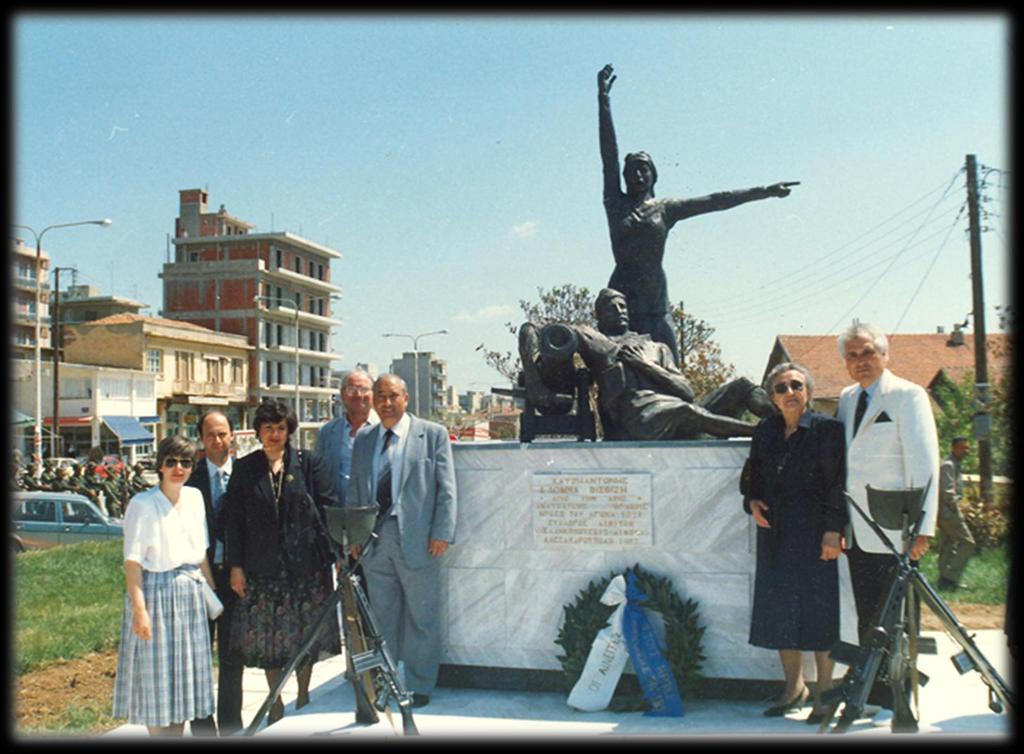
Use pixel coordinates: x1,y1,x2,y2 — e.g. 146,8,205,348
243,504,418,736
819,482,1014,733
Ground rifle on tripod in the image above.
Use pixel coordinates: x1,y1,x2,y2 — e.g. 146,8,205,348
243,502,419,736
818,480,1014,733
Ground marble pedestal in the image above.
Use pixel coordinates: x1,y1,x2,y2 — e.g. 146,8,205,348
439,439,857,690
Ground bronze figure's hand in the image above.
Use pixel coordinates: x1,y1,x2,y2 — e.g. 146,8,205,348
598,63,616,95
767,181,800,198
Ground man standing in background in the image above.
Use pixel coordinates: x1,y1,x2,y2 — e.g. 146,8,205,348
936,436,976,591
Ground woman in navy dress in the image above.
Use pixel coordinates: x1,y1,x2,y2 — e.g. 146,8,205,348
743,362,847,722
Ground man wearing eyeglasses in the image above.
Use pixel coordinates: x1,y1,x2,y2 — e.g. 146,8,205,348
316,370,379,507
187,411,243,736
836,322,939,730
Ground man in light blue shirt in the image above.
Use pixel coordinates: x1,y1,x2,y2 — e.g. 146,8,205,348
316,370,379,506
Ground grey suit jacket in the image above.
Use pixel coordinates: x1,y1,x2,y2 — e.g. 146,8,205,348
347,415,457,569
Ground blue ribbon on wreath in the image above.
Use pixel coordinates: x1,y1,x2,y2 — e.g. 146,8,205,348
621,571,685,717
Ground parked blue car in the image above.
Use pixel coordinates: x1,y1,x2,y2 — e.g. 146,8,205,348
12,491,123,552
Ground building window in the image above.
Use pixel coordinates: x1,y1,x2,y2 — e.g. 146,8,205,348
294,256,302,273
277,362,285,385
275,248,283,269
146,349,162,373
317,263,324,281
308,260,316,277
175,351,194,381
205,358,222,383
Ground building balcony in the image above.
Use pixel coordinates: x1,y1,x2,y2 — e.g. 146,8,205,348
170,380,248,400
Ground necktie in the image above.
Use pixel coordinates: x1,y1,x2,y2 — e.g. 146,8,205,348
853,390,869,436
376,429,395,514
212,469,227,513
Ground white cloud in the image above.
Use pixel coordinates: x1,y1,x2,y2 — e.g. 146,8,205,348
510,220,538,238
453,304,516,323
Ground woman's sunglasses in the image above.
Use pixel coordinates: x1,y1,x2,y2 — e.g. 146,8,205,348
773,380,805,395
162,457,194,469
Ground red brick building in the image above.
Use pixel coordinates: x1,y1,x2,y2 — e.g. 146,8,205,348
160,188,343,447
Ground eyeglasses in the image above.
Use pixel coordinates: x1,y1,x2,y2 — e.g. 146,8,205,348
773,380,805,395
162,458,194,469
343,386,372,396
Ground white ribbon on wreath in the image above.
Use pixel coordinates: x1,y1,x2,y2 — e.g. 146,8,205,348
566,574,629,711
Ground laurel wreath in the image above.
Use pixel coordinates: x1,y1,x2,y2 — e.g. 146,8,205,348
554,563,706,712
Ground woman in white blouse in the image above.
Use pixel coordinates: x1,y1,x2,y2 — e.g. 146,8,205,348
112,435,217,735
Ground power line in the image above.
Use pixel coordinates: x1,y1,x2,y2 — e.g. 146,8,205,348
695,174,963,313
891,202,967,332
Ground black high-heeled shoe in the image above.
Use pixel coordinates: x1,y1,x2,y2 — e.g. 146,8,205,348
762,685,809,717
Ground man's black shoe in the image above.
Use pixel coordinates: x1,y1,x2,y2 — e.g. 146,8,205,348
411,693,430,708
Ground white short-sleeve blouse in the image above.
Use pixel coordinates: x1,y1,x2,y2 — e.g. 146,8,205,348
122,485,208,571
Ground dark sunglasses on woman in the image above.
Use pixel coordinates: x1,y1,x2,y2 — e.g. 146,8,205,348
773,380,805,395
163,457,194,469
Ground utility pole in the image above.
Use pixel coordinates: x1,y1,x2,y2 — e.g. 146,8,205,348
49,266,77,458
965,154,993,504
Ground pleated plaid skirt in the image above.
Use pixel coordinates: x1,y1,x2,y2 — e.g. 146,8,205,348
112,565,214,727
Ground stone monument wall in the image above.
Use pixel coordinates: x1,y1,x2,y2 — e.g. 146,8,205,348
439,439,857,689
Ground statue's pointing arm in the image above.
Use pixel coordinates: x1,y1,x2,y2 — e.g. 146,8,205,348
662,182,797,228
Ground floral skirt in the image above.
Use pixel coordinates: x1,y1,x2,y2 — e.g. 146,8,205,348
229,566,340,669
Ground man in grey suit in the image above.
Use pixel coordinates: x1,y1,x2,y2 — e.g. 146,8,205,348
348,374,457,708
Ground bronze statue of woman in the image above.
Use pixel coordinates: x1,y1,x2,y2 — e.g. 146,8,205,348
598,63,798,365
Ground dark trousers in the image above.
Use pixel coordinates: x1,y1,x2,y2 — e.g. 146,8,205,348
190,563,244,736
846,544,919,712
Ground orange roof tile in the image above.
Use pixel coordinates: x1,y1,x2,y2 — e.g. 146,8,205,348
84,313,215,333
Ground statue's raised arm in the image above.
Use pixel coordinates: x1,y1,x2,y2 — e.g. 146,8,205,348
597,64,622,202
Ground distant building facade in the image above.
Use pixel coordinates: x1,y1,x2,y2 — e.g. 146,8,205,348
390,350,449,421
62,313,251,442
10,236,51,361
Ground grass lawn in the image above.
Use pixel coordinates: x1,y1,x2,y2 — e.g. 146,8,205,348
14,539,125,676
917,541,1009,605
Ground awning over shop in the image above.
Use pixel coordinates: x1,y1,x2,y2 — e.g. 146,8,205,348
102,416,155,446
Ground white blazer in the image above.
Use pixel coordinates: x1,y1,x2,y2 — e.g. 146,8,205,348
837,368,940,554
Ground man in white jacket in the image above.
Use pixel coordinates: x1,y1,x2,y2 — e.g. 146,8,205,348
836,322,939,728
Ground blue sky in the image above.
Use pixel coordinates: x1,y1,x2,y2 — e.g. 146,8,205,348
13,12,1010,396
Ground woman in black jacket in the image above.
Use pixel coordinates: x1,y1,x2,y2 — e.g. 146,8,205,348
223,400,339,725
743,362,847,723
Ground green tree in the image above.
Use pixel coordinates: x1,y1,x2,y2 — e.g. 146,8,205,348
670,301,736,397
931,369,1011,477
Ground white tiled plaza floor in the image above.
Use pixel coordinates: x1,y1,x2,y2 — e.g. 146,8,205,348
107,629,1013,740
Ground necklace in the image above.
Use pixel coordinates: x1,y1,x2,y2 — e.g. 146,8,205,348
269,467,284,511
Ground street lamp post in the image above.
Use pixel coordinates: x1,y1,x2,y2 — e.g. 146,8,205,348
382,330,448,418
12,219,112,474
50,265,78,459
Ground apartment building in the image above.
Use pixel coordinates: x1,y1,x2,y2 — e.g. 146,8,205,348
159,188,343,448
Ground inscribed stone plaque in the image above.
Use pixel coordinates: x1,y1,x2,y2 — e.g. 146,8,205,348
531,472,653,549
